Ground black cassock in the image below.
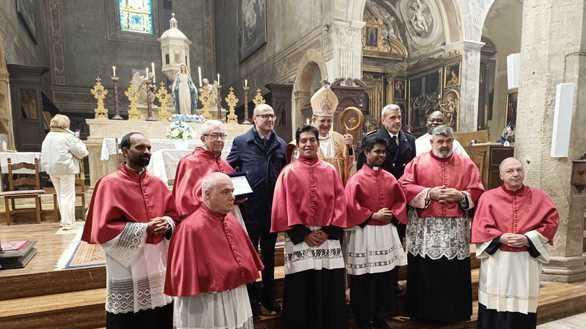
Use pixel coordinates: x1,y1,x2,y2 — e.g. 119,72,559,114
407,254,472,323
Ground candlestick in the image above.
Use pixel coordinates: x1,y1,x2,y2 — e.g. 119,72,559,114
145,79,156,121
216,83,222,121
243,83,251,124
111,74,122,120
198,66,202,87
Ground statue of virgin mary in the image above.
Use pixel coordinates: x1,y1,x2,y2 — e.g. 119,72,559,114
172,63,198,115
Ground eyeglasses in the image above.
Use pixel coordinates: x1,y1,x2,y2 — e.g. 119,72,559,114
203,133,227,140
257,114,275,119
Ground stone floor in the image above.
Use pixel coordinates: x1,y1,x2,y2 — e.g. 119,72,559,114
538,312,586,329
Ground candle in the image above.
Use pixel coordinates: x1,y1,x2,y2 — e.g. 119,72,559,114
151,62,155,83
245,79,248,87
198,66,202,87
217,73,220,85
145,67,149,79
112,65,116,77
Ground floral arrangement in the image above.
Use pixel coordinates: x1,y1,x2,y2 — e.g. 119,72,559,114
166,120,194,140
170,114,206,123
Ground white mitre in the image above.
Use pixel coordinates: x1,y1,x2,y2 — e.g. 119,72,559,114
310,84,339,117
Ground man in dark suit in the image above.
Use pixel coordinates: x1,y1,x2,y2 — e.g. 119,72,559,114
227,103,288,316
357,104,416,179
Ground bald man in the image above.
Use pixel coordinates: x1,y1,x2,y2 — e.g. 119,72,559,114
415,111,468,157
227,104,288,315
166,173,263,329
472,158,559,329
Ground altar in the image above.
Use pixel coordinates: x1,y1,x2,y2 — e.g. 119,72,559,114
85,119,249,186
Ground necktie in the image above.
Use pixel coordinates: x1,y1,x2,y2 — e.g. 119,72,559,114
389,136,399,158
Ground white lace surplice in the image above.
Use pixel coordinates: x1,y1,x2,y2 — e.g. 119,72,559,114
476,230,550,314
102,221,173,314
343,224,407,275
284,226,345,275
406,188,473,260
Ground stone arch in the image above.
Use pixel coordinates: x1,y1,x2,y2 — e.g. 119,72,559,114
0,33,15,149
435,0,463,43
291,49,328,135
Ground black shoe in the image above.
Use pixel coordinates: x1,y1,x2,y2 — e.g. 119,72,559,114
373,317,391,329
261,300,282,316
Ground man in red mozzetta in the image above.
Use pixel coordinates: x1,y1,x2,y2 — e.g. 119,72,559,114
82,132,177,329
344,135,408,329
271,125,348,329
165,172,263,329
399,125,484,324
172,120,233,220
472,157,559,329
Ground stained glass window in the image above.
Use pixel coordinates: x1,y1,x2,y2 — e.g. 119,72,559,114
119,0,154,34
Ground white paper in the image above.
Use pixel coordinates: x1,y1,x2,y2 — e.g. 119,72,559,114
231,175,253,196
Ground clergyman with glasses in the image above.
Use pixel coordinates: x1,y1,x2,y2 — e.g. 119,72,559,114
172,120,234,220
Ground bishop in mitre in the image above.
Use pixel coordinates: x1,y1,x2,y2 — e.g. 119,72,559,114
290,84,355,183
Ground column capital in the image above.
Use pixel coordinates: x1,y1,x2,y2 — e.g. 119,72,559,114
331,18,365,30
446,40,485,52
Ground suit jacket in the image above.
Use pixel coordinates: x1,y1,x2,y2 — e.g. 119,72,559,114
357,128,416,179
227,128,288,231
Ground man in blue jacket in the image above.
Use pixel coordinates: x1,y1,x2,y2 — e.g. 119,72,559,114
227,103,288,316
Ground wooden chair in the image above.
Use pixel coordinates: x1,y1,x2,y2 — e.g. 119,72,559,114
0,158,46,224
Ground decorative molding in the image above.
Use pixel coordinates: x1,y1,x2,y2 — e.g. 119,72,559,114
399,0,443,47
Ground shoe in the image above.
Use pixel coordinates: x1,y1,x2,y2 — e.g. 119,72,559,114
61,225,72,231
373,317,391,329
260,301,281,316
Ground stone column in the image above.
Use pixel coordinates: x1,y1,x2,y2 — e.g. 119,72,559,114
447,40,484,132
292,90,311,134
326,20,364,80
516,0,586,282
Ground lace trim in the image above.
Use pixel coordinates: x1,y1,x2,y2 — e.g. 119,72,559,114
285,247,343,264
345,256,404,270
406,210,470,260
106,274,169,314
117,223,147,249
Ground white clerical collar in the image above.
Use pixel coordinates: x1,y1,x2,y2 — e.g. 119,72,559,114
319,133,331,141
386,129,399,139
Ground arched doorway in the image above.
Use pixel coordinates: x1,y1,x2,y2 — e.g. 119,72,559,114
480,0,522,140
292,50,327,136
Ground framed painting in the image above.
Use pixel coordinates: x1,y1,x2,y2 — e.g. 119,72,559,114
506,91,518,128
393,79,406,100
16,0,39,44
239,0,267,61
444,62,460,88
